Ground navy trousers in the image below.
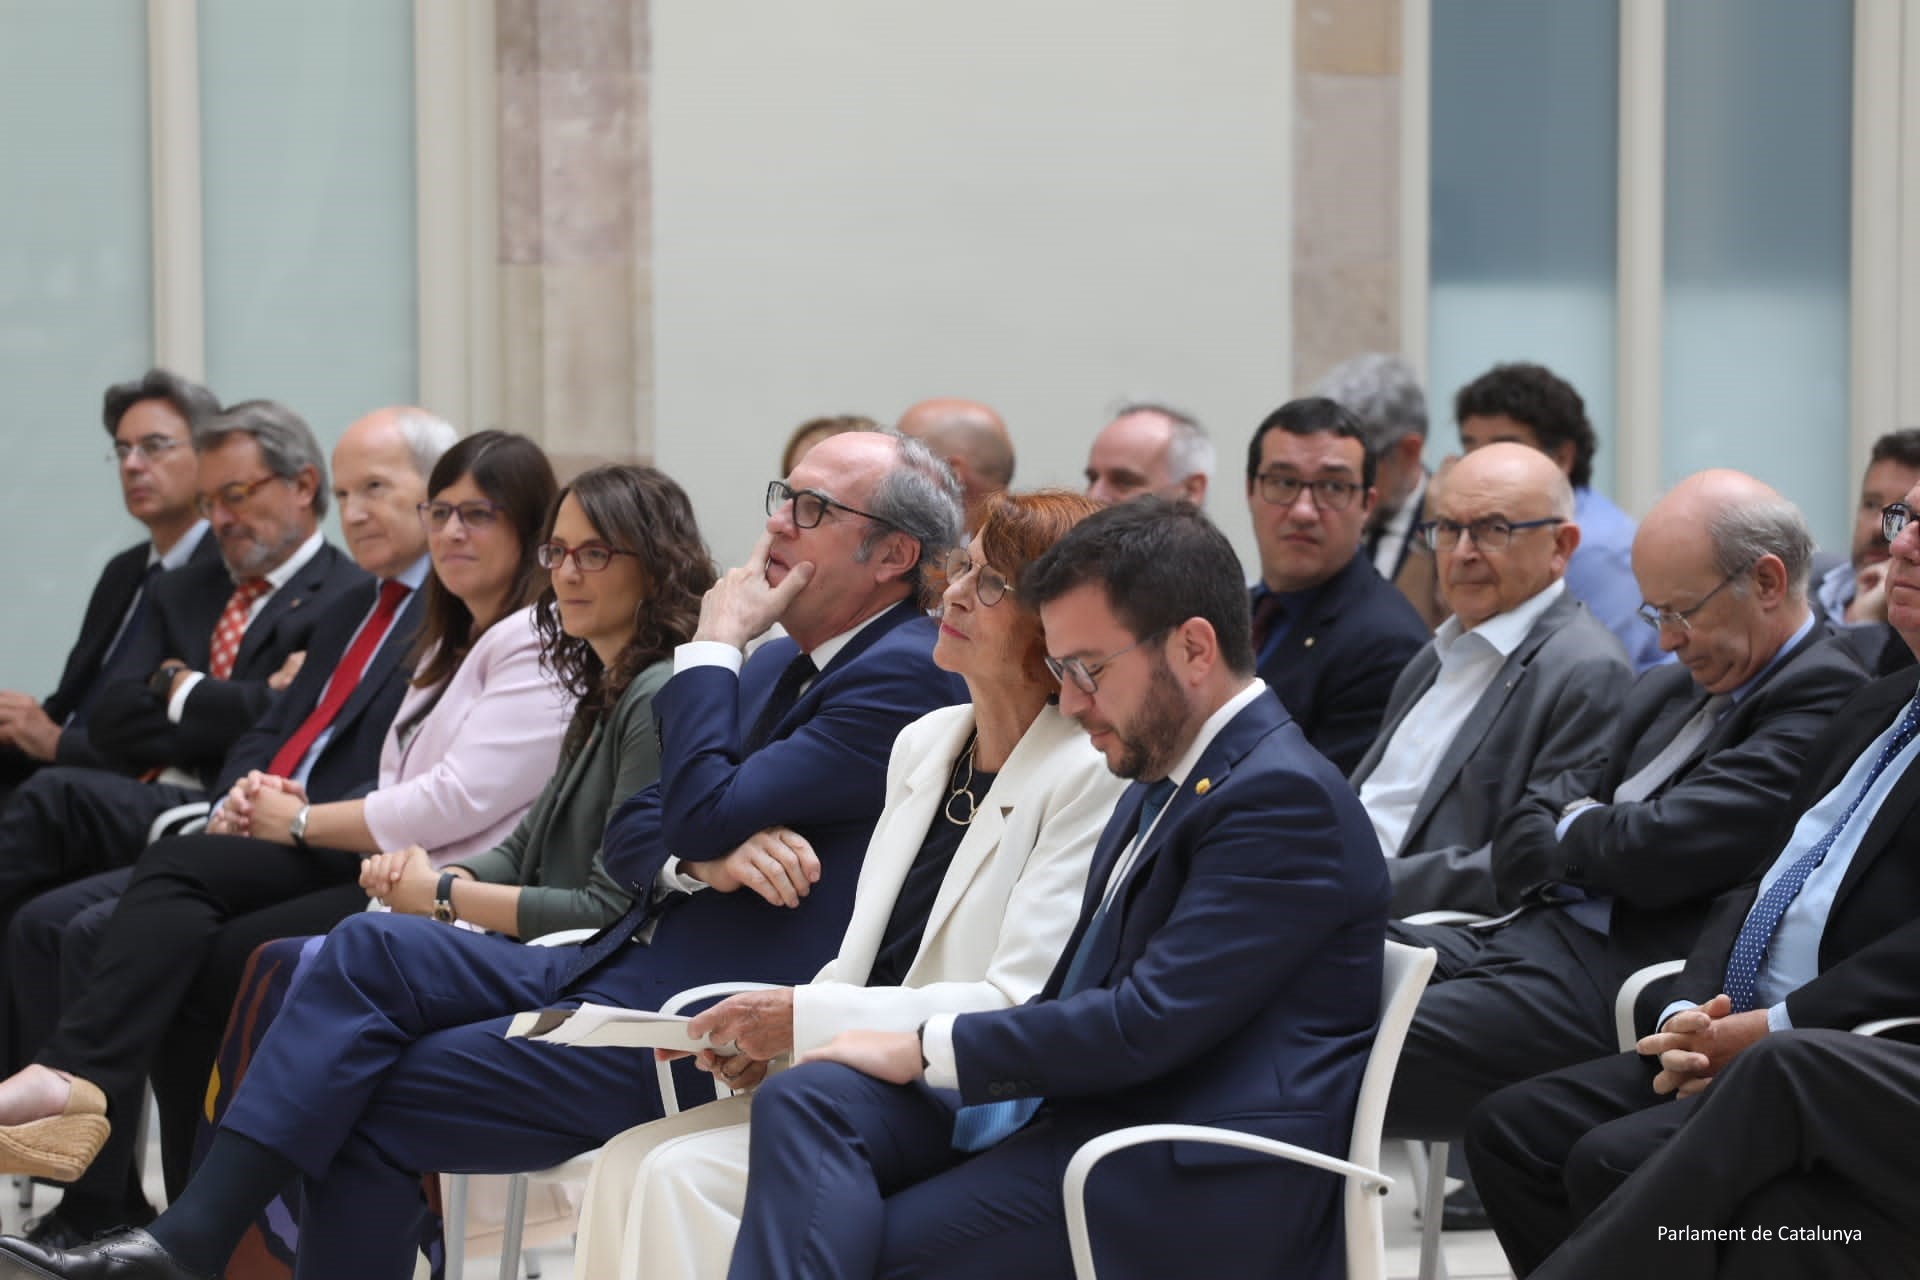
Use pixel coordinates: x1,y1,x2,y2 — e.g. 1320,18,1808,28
218,912,696,1279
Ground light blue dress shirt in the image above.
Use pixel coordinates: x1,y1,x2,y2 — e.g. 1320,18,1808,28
1565,487,1669,674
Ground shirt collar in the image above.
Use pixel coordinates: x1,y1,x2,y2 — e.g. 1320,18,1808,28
151,519,210,571
1726,611,1816,704
800,602,894,673
257,530,328,590
1379,470,1428,540
387,553,432,593
1434,578,1566,662
1162,678,1269,790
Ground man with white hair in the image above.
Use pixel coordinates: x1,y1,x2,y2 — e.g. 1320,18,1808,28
1082,402,1213,507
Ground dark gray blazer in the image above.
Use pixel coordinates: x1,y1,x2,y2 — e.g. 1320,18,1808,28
1351,589,1631,917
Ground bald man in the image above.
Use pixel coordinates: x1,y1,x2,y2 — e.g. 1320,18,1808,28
1380,468,1865,1147
1082,403,1213,507
1351,445,1631,918
895,399,1013,533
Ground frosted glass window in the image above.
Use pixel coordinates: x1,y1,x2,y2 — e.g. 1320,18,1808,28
200,0,418,449
1662,0,1852,549
0,1,153,691
1428,0,1619,490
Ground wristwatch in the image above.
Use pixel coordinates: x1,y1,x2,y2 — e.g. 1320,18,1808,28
433,871,460,924
148,661,189,697
288,805,311,849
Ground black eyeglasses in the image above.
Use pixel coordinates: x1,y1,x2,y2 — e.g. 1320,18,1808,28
536,541,636,573
1254,472,1363,512
1883,502,1913,544
941,549,1010,607
194,474,280,518
1419,516,1565,552
418,500,503,532
765,480,897,531
1637,571,1740,633
110,435,187,465
1045,628,1169,695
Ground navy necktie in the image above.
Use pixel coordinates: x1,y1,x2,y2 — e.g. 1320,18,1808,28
950,777,1178,1152
744,652,817,753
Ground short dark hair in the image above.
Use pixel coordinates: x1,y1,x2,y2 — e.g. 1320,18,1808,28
1453,362,1597,490
1870,428,1920,471
101,368,219,438
1244,396,1376,491
1022,497,1255,677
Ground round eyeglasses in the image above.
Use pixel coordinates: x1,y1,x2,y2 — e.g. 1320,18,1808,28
941,549,1010,607
1636,571,1740,632
1044,628,1169,695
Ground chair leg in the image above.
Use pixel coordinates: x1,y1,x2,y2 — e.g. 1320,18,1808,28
497,1174,530,1280
524,1252,542,1279
13,1174,31,1211
444,1175,468,1279
1418,1140,1450,1280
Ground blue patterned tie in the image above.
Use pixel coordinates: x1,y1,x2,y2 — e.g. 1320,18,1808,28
1723,695,1920,1013
950,778,1178,1152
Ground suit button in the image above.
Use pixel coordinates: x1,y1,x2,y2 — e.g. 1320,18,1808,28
988,1082,1004,1097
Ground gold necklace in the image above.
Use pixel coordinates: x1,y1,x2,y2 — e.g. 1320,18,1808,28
944,735,979,826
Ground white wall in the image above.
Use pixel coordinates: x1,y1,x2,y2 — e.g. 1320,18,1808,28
648,0,1294,574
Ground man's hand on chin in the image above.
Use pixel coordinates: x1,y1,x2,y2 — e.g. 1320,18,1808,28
797,1029,923,1085
694,531,815,649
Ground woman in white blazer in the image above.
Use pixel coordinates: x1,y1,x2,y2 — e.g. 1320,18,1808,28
571,489,1128,1278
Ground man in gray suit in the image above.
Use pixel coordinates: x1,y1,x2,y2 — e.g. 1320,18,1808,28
1352,444,1630,918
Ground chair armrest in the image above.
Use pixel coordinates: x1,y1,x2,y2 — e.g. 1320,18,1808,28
1063,1125,1391,1280
1613,959,1686,1051
1399,910,1489,928
147,802,211,846
1853,1017,1920,1038
525,927,600,948
656,981,782,1116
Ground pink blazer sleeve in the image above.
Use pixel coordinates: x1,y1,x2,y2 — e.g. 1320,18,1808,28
362,605,572,864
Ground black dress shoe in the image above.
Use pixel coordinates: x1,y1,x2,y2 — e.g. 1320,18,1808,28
18,1214,88,1252
0,1229,210,1279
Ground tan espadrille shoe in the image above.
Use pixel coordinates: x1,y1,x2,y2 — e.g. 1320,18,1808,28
0,1073,110,1182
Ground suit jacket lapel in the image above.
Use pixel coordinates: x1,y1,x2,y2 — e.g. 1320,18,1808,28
233,545,338,673
752,599,921,743
1352,646,1438,784
1823,682,1920,914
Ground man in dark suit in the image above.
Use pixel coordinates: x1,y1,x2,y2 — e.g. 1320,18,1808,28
0,400,361,937
721,498,1387,1280
1469,492,1920,1274
0,431,972,1276
1352,444,1630,917
1245,396,1430,774
0,407,445,1246
0,370,220,789
1384,470,1865,1148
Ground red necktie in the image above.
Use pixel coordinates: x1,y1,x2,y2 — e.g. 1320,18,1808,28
267,580,411,778
208,579,271,679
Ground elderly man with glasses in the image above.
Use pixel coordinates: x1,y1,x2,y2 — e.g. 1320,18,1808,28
1378,469,1866,1163
1242,396,1431,774
1351,443,1632,919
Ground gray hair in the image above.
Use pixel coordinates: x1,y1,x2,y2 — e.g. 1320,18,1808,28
856,433,965,597
1313,352,1429,453
195,399,331,518
102,368,220,438
390,408,459,478
1708,495,1813,600
1114,400,1215,484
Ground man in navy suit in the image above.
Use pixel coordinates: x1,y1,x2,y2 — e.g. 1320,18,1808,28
724,498,1389,1280
0,431,971,1278
1246,397,1430,773
0,370,220,789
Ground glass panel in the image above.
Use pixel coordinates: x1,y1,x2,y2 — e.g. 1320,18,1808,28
1663,0,1853,548
0,0,153,691
1428,0,1620,488
200,0,417,450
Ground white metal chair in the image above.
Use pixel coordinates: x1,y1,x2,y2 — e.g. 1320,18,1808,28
145,801,210,845
1062,940,1437,1280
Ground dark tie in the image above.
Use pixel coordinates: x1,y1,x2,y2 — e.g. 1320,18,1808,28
950,778,1178,1151
266,580,411,778
1250,593,1289,655
743,652,817,753
1724,695,1920,1012
72,564,162,722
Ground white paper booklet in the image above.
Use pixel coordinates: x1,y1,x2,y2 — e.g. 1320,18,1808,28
504,1002,738,1054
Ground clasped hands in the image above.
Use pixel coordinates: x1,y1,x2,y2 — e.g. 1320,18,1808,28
207,771,307,840
359,844,454,915
681,827,820,908
1636,992,1770,1099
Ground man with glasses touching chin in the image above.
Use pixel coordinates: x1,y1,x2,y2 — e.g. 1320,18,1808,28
1244,396,1431,774
1381,469,1866,1153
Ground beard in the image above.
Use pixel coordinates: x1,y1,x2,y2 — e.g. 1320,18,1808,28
1110,657,1189,781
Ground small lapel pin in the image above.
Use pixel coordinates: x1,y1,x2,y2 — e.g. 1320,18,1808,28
1303,636,1316,649
1195,778,1212,795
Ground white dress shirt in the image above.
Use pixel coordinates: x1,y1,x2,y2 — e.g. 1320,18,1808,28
165,529,328,721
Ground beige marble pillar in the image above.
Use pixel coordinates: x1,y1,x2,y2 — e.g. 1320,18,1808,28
1292,0,1403,391
496,0,653,475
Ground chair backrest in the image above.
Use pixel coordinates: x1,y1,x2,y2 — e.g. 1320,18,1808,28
1344,940,1437,1280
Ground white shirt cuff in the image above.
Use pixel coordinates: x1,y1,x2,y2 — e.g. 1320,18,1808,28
921,1012,959,1088
674,641,743,676
166,671,205,723
654,857,708,897
1766,1002,1793,1032
1554,801,1605,841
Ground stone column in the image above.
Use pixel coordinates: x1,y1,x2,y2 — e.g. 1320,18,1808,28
1292,0,1403,391
496,0,653,475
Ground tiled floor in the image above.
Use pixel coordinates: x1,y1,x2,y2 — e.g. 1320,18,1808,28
16,1138,1515,1280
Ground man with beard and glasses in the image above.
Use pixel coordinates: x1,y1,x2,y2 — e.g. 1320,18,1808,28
720,498,1388,1280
